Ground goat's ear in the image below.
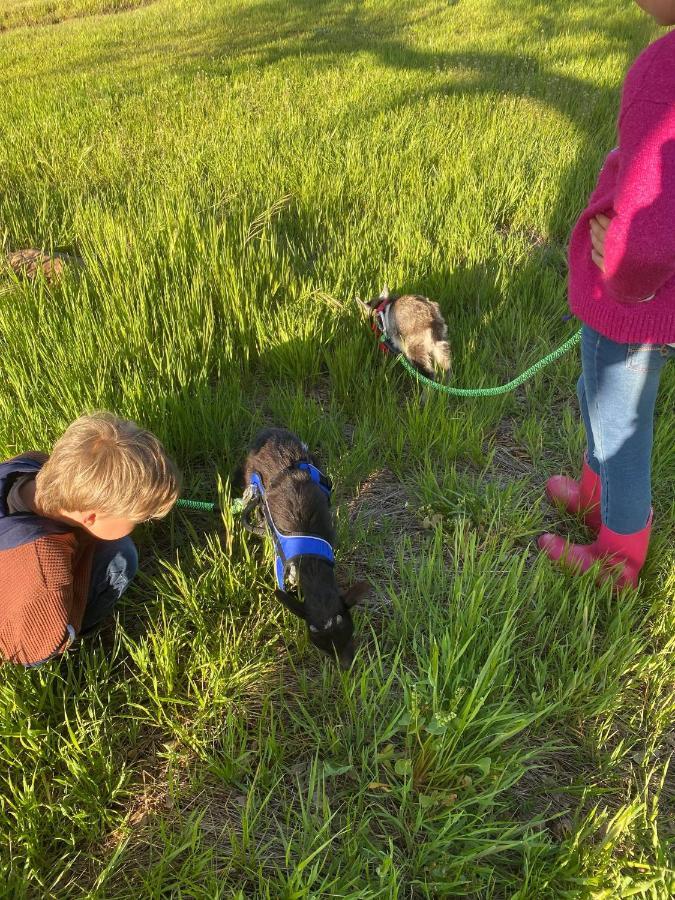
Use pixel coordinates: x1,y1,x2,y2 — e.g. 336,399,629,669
379,284,390,301
275,589,306,619
232,463,245,491
342,581,370,608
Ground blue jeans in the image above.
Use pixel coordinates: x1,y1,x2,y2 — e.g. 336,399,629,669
577,325,674,534
80,537,138,633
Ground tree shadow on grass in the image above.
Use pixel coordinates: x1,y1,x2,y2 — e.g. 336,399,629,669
155,0,652,307
6,0,655,294
17,0,653,117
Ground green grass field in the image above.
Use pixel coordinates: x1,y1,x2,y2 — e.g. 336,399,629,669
1,0,674,896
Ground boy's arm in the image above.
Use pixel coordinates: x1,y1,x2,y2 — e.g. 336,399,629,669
6,587,77,667
17,599,76,666
1,534,81,666
602,100,675,303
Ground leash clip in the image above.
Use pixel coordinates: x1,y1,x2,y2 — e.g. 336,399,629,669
240,483,266,536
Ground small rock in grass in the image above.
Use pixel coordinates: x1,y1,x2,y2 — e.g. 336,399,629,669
5,248,83,282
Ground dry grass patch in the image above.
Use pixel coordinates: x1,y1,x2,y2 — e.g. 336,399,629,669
0,0,153,30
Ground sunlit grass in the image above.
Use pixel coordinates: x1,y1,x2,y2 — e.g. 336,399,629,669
0,0,673,896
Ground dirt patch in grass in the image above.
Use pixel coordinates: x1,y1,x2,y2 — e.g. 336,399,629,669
487,418,539,482
117,735,184,833
0,0,155,31
346,467,417,532
73,649,302,893
342,466,426,599
512,721,675,850
479,417,563,518
185,776,288,872
64,725,182,891
495,221,568,277
96,769,290,892
511,743,596,843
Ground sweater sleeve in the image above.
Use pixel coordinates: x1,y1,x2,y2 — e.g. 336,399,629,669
16,536,78,666
9,592,76,666
602,100,675,304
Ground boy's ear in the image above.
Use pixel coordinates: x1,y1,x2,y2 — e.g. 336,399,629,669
275,589,306,619
342,581,370,608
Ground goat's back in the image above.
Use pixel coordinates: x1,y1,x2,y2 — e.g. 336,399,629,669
242,428,334,540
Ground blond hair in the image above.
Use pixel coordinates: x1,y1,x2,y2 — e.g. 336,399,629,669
36,412,181,521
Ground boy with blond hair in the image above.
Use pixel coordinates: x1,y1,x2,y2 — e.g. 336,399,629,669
0,412,180,665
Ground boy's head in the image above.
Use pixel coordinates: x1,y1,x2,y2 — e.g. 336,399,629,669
35,412,181,540
635,0,675,25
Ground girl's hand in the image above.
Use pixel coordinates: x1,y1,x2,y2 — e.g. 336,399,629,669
590,213,611,272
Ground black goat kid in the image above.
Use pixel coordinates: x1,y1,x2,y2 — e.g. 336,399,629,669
240,428,368,668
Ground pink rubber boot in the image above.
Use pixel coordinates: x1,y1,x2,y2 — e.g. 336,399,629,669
538,514,652,590
546,455,601,530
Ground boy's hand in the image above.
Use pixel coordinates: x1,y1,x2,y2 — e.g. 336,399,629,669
590,213,611,272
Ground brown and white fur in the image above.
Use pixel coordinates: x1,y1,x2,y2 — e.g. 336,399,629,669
361,285,451,381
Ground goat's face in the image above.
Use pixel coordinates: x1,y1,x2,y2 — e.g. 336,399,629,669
308,608,355,669
275,581,369,670
357,285,391,318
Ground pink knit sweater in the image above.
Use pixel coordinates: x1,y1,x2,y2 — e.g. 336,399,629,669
568,29,675,344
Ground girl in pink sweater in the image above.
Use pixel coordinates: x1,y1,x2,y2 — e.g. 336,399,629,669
539,1,675,589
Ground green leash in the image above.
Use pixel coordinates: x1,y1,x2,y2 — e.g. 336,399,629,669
175,497,245,514
384,327,582,397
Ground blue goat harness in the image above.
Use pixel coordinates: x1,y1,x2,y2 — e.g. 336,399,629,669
247,462,335,591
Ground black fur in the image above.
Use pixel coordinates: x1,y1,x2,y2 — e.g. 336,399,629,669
240,428,368,669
